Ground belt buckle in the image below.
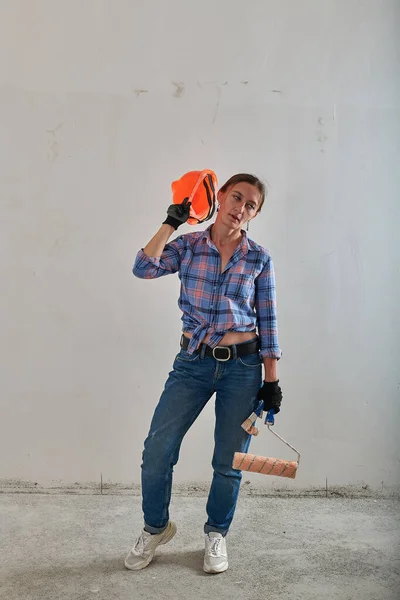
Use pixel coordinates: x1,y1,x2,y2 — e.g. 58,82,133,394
212,346,231,361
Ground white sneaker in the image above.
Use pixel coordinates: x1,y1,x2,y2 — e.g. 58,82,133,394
124,521,177,570
203,532,229,573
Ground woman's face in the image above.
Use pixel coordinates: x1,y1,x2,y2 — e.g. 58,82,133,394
217,182,261,230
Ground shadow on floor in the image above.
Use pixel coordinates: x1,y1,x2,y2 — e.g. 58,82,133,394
1,549,213,598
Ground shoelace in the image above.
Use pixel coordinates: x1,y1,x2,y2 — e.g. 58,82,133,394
208,537,222,557
133,532,147,555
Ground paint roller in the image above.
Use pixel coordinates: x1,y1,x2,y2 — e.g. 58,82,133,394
232,402,300,479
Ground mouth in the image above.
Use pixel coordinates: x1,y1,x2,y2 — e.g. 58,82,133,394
229,214,240,223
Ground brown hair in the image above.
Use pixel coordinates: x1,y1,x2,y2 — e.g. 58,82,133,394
219,173,266,212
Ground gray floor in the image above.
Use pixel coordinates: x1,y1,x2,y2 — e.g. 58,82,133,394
0,494,399,600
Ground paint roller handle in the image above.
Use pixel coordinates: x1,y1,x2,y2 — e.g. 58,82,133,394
265,408,275,426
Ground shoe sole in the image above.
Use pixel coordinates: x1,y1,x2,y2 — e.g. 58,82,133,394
125,522,177,571
203,562,229,574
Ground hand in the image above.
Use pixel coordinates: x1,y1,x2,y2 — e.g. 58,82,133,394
163,198,192,230
257,380,282,414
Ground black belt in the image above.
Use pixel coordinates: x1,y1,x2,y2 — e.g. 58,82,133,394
180,335,259,361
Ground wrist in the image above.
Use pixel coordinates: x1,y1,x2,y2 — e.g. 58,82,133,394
161,223,176,234
263,357,278,383
163,215,181,230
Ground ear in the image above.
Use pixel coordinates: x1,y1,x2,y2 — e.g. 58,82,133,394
217,190,224,203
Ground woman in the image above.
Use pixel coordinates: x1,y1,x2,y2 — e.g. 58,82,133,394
125,174,283,574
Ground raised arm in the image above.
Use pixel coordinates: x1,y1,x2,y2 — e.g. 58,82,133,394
143,224,176,258
133,198,191,279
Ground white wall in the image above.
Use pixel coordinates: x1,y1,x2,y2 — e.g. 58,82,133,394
1,0,399,492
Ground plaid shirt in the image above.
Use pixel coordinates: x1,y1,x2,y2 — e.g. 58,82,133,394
133,226,281,359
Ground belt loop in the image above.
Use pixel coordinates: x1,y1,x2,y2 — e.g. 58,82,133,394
232,344,237,360
200,343,206,359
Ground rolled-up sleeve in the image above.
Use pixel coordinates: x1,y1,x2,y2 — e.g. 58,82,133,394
132,235,185,279
255,256,282,359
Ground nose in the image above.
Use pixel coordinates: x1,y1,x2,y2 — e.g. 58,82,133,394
236,206,244,217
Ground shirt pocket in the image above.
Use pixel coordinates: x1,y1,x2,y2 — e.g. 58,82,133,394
224,273,254,303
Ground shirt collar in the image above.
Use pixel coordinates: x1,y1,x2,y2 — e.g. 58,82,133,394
202,224,250,255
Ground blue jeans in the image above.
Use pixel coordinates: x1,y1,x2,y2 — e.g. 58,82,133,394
141,340,262,536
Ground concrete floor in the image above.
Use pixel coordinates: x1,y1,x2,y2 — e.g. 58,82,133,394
0,494,399,600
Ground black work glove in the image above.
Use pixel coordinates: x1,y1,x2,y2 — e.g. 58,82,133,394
163,198,192,230
257,380,283,414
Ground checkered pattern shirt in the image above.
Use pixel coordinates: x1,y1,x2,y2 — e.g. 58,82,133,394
133,226,281,359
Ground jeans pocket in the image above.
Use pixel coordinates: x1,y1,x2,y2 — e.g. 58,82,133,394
175,349,200,363
237,353,262,368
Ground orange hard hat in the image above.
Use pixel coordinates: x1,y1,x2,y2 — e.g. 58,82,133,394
171,169,218,225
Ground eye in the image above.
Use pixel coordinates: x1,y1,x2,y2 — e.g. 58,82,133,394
246,204,256,211
233,195,241,201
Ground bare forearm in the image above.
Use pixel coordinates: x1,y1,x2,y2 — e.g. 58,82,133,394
263,357,278,382
143,224,175,258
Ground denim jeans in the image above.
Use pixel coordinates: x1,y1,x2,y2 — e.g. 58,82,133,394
141,339,262,536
